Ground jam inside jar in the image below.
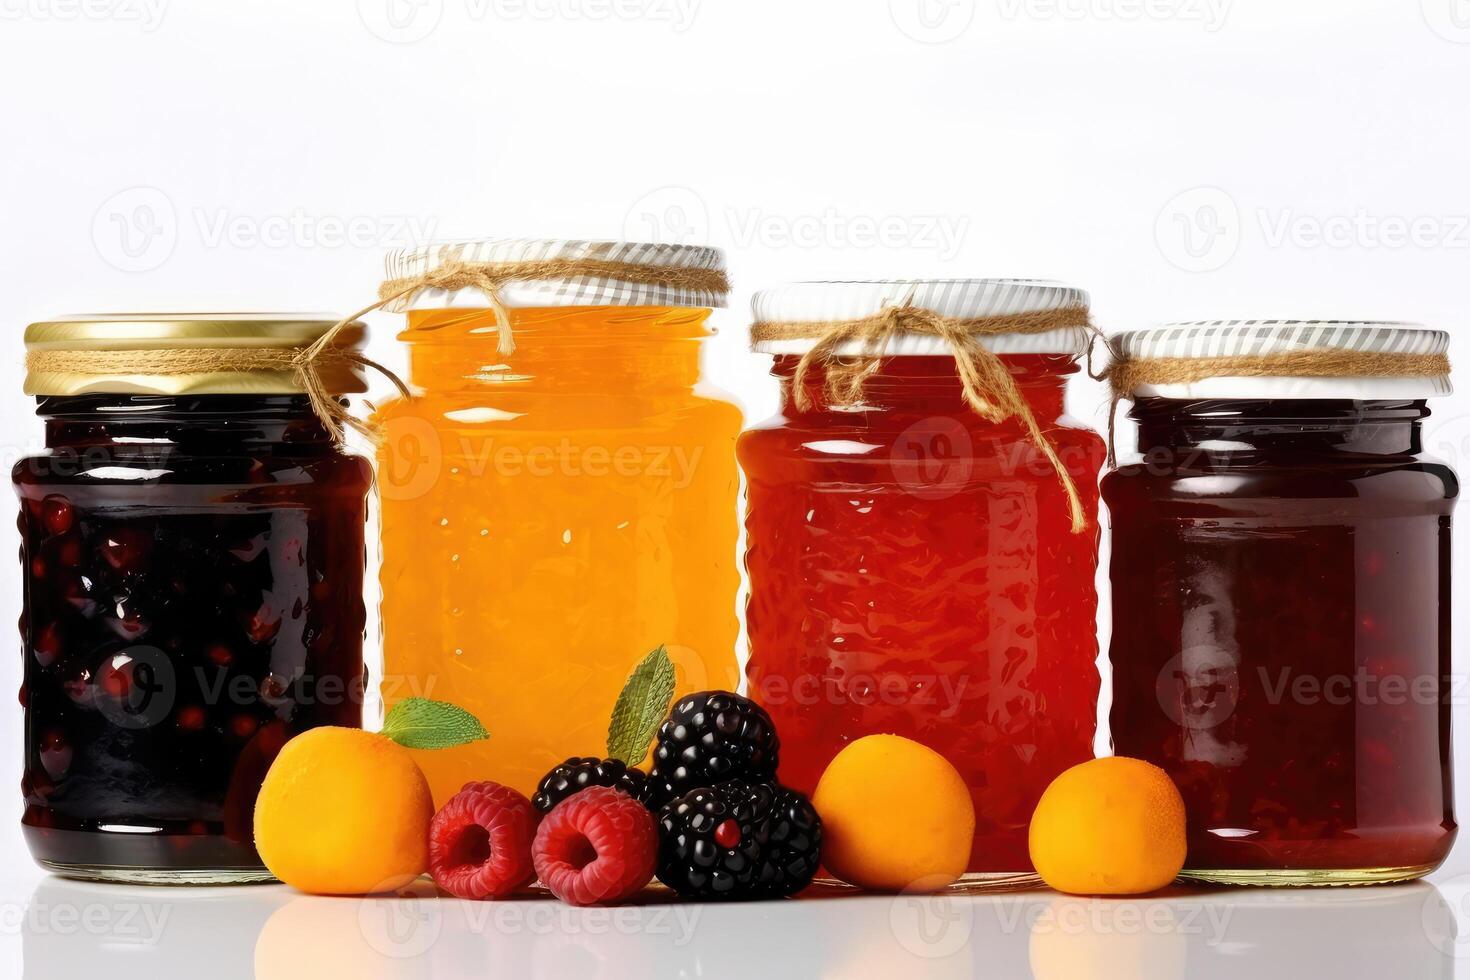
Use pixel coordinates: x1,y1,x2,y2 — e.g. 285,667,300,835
740,347,1104,882
16,338,371,883
1106,397,1457,884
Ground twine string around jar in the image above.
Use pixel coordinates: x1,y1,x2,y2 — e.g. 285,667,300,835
750,303,1096,533
286,251,733,439
24,344,409,444
1102,347,1454,466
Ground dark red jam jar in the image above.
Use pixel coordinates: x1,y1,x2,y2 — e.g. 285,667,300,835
16,314,372,883
739,280,1104,886
1105,320,1457,885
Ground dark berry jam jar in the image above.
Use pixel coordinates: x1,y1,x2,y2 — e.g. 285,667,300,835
1105,320,1456,886
739,281,1104,886
16,314,372,883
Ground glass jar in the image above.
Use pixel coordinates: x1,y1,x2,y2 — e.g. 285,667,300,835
1105,320,1457,885
375,240,742,803
15,314,372,884
738,280,1104,885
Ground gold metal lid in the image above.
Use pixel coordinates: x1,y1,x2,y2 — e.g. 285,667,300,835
24,313,369,397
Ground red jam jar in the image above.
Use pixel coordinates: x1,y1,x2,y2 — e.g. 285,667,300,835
15,315,372,883
1105,320,1457,885
739,280,1104,885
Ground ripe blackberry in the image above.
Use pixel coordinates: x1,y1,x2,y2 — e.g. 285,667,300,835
645,691,779,807
655,781,771,900
755,784,823,898
532,757,649,814
656,780,823,900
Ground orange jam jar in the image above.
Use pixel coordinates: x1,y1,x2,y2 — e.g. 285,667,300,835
374,240,742,802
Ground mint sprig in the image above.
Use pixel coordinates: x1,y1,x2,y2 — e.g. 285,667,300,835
381,698,489,750
606,646,676,765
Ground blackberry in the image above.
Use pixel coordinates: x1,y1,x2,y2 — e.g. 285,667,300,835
531,757,649,814
645,691,779,807
655,781,771,900
655,780,822,900
756,785,822,898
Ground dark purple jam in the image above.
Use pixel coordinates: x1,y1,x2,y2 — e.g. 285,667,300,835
14,394,370,882
1106,398,1456,883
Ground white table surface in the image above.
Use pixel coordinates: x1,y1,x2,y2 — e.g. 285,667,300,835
2,862,1468,979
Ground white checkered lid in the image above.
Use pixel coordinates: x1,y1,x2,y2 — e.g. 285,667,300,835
384,239,728,310
750,279,1091,355
1111,319,1452,399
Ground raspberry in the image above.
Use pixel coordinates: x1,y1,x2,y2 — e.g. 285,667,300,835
429,781,540,900
533,786,657,906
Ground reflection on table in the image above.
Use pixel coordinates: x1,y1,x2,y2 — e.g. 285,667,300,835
17,876,1463,980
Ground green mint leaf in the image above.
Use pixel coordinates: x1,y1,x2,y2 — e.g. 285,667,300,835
381,698,489,750
606,646,677,765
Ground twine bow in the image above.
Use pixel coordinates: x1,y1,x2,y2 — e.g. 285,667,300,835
751,304,1096,533
292,251,733,431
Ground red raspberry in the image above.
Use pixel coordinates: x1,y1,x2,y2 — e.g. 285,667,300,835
532,785,657,906
429,781,539,900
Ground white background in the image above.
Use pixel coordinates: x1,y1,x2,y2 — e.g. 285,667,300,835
3,0,1470,977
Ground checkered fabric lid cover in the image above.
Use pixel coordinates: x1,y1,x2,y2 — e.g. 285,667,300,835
384,239,728,310
1110,319,1452,399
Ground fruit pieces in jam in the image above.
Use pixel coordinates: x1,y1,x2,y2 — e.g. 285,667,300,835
15,395,370,879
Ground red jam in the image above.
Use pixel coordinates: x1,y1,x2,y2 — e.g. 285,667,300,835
1106,398,1456,883
740,355,1104,875
15,394,370,881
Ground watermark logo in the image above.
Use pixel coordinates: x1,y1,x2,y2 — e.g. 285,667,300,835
889,0,976,43
358,0,444,42
1421,0,1470,43
890,892,975,958
1154,645,1239,730
1423,876,1469,958
1427,411,1470,472
725,207,969,259
359,0,698,42
0,0,168,30
624,188,970,259
379,416,446,503
995,0,1230,31
93,186,178,273
5,898,172,943
1156,185,1470,271
91,186,437,271
358,881,443,958
891,417,976,500
94,645,177,730
1155,185,1240,272
623,185,711,245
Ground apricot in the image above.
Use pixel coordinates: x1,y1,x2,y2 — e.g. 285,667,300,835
1028,756,1186,895
254,727,434,895
812,734,975,892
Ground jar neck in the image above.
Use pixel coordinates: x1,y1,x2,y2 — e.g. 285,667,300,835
1129,398,1429,457
772,353,1077,420
36,394,337,452
402,306,711,393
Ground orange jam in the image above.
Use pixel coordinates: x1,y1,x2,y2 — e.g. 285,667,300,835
375,305,742,802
